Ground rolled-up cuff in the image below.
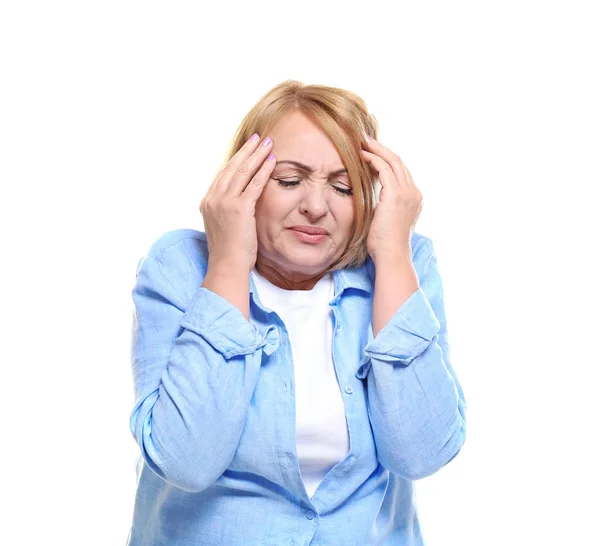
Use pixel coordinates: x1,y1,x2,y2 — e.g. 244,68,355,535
180,287,279,359
356,287,440,378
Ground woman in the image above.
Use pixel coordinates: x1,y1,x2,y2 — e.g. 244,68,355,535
127,80,466,545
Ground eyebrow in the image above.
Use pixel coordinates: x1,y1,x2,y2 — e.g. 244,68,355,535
275,160,347,176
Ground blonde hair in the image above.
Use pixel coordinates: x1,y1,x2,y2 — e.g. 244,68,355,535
222,80,379,271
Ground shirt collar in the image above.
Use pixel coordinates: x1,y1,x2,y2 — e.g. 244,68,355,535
332,261,373,297
250,260,373,307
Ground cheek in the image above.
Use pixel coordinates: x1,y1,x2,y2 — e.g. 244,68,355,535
257,185,296,222
255,186,276,222
333,200,356,238
255,187,290,235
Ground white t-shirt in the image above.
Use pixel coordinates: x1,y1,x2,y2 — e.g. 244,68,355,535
251,268,350,498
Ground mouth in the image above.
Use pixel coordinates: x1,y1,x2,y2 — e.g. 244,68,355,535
288,226,329,235
288,226,329,244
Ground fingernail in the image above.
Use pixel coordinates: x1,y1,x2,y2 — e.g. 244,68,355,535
267,153,275,161
249,133,259,143
262,137,272,147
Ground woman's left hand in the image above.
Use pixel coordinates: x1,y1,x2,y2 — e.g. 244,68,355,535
362,136,423,265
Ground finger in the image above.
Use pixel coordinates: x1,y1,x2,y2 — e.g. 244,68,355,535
200,167,222,214
242,152,277,203
363,136,409,186
207,166,225,197
227,136,274,195
221,135,274,196
404,164,414,186
200,164,228,214
210,133,260,195
211,133,261,195
361,149,398,190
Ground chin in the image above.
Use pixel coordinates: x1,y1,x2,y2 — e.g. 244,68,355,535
281,248,338,275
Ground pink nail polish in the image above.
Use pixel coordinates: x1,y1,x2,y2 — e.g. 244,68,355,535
262,137,272,147
249,133,259,143
267,153,275,161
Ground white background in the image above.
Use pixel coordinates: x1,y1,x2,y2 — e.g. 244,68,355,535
2,1,599,544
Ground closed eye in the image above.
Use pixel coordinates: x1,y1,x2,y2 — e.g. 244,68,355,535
332,185,353,196
276,179,301,187
275,179,353,196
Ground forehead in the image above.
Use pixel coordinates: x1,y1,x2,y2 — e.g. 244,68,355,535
269,111,345,173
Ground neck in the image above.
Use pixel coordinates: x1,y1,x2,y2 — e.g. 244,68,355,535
255,258,326,290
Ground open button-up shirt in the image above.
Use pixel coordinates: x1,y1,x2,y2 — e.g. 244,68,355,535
126,228,466,546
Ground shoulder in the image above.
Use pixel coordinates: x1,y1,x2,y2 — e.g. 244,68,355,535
137,228,210,301
143,228,208,263
410,230,433,256
410,231,436,268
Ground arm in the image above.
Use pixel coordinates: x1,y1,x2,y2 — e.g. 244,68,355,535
129,254,277,493
371,249,420,338
356,237,466,480
202,262,251,320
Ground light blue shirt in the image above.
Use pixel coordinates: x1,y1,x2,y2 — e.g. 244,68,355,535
127,228,466,545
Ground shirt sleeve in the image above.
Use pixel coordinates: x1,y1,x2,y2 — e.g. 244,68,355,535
129,254,277,493
355,238,467,480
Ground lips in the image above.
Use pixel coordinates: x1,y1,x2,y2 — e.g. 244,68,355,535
288,226,328,245
288,226,329,235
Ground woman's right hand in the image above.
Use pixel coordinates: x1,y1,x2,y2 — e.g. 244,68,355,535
200,133,276,275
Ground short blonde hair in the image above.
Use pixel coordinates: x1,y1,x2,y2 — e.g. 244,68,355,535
222,80,379,271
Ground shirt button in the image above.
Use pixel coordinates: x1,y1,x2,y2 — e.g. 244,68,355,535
345,385,354,394
305,509,316,520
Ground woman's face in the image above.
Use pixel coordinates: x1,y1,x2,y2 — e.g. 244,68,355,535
255,111,355,281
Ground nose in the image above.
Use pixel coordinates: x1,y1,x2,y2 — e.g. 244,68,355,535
299,184,328,220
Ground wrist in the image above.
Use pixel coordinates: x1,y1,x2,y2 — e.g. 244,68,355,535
206,257,253,278
371,248,413,269
202,266,251,320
